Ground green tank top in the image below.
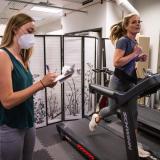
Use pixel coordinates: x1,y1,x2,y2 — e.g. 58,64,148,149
0,48,34,129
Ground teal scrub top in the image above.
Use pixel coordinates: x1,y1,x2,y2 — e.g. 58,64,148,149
0,48,34,129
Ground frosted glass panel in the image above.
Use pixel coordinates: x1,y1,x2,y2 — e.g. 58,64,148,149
64,37,82,120
105,39,115,71
45,36,62,123
84,37,96,115
30,36,46,128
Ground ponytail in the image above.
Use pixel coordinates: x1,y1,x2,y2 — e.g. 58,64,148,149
110,21,125,44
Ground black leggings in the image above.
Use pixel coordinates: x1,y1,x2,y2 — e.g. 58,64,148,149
99,75,138,129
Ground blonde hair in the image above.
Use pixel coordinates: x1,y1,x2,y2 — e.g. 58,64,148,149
0,13,34,68
110,13,139,44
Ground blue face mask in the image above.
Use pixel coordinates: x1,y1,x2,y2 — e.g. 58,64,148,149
18,33,35,49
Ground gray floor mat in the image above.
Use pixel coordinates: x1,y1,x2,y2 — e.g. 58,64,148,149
33,149,53,160
34,123,85,160
36,125,62,147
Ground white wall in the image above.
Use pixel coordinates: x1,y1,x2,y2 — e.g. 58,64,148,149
106,1,122,38
36,19,62,35
36,1,134,38
62,3,107,37
35,2,123,38
61,0,138,37
134,0,160,72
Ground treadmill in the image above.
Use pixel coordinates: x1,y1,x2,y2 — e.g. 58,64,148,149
57,73,160,160
138,105,160,139
93,67,160,138
136,69,160,138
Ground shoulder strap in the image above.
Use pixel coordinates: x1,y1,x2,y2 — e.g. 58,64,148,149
0,47,12,57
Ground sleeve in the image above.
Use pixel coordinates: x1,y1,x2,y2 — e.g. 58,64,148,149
116,38,128,51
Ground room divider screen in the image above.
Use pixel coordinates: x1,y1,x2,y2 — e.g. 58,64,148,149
0,35,98,128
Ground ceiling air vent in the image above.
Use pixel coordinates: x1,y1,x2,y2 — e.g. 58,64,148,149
82,0,93,5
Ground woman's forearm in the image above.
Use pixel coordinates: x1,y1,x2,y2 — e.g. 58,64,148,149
114,52,138,67
2,81,43,109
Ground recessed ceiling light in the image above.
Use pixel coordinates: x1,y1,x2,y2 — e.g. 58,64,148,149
31,6,62,13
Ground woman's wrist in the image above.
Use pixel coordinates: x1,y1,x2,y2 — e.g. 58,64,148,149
39,80,45,89
133,52,139,58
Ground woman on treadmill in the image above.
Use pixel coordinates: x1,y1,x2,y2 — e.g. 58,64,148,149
89,13,150,158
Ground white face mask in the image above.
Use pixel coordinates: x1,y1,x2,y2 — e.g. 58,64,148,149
18,34,35,49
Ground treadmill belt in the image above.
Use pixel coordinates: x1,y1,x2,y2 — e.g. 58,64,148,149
138,106,160,130
59,118,127,160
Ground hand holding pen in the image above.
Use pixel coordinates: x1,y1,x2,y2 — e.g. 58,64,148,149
39,65,58,89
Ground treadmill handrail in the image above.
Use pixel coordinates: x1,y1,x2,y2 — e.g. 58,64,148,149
89,74,160,106
122,74,160,104
89,84,124,102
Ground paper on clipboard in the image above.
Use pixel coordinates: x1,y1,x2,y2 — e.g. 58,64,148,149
54,64,75,83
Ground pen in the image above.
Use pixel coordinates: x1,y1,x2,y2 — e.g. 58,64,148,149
46,64,50,72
